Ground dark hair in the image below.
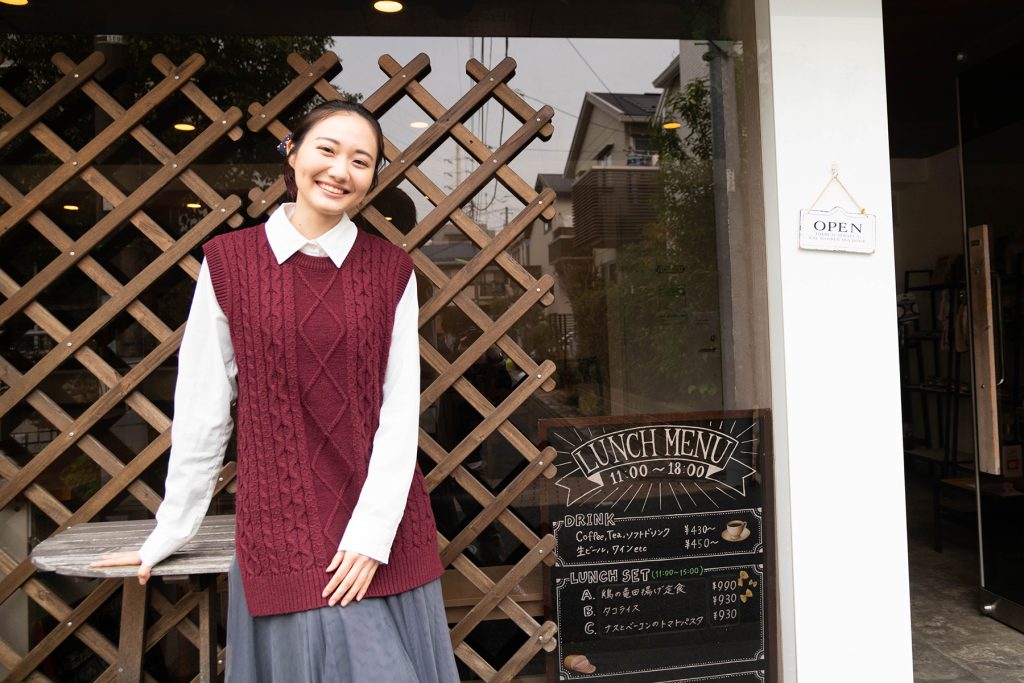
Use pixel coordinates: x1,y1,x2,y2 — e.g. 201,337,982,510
283,100,386,202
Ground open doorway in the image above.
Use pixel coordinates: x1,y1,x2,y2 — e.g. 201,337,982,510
886,1,1024,678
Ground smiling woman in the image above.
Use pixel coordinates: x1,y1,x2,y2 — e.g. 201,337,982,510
90,100,459,682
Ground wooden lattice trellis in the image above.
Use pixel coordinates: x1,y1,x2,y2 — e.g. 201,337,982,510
0,46,562,682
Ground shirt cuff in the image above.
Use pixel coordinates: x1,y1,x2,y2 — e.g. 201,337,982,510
338,517,395,564
138,526,186,567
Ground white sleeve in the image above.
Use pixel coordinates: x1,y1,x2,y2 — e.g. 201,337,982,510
338,272,421,563
138,259,238,567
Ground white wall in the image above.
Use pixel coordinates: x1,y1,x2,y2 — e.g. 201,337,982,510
756,0,914,680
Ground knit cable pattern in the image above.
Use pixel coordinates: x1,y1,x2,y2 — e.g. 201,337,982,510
203,225,442,616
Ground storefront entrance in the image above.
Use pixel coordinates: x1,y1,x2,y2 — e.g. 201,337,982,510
886,0,1024,678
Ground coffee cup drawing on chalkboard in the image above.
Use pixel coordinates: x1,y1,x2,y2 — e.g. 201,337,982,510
564,654,597,674
722,519,750,542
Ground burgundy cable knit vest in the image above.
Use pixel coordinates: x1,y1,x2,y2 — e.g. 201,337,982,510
203,224,442,617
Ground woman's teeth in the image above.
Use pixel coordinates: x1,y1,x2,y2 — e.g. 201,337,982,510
317,182,346,196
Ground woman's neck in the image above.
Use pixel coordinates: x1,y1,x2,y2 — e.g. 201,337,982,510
289,204,342,240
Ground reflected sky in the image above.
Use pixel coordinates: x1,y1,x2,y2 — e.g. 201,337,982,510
329,37,679,228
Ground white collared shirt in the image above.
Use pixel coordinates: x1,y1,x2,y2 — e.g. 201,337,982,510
138,204,420,567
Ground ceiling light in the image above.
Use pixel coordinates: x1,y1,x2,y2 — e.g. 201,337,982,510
186,202,202,209
409,121,429,129
63,204,79,211
0,0,29,6
174,123,196,131
662,121,682,130
373,0,403,12
385,216,393,221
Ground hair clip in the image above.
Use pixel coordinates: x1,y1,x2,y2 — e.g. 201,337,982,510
276,134,292,156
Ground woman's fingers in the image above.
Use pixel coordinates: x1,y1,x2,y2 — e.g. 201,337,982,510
89,550,142,568
325,551,344,573
325,554,379,606
328,562,359,606
88,551,151,584
356,565,380,602
339,564,371,607
137,565,153,585
322,552,356,599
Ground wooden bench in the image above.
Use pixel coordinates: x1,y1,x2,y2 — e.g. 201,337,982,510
30,516,232,683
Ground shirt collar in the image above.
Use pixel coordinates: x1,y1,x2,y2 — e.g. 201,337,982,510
264,203,357,268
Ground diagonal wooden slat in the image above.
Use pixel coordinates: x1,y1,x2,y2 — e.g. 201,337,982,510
4,578,120,682
366,206,560,481
423,360,556,489
151,54,244,142
0,87,202,280
420,279,555,410
372,138,557,305
0,113,241,328
0,546,121,671
0,355,165,515
52,53,243,230
465,58,554,141
360,57,518,210
450,534,555,646
493,620,558,683
0,194,240,416
0,326,184,512
400,105,554,249
377,54,555,220
362,197,557,389
422,434,544,557
0,452,71,525
453,640,498,681
440,449,555,565
441,532,557,650
0,54,206,236
0,52,105,151
418,188,555,326
246,51,342,133
0,175,175,342
418,339,556,477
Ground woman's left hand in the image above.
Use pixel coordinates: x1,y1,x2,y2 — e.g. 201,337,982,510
322,550,380,607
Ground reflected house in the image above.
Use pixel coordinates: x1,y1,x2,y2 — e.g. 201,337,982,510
565,92,662,261
554,54,732,414
508,173,577,360
560,91,672,414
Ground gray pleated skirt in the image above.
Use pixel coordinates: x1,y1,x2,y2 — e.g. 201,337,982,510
227,559,460,682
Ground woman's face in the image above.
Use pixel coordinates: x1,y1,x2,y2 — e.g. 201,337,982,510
287,112,378,219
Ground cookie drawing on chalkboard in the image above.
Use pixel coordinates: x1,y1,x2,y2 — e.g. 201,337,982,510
722,519,751,542
564,654,597,674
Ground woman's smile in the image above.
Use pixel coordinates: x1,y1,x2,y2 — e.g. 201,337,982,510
287,111,378,236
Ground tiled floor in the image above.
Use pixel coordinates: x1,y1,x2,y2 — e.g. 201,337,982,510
906,468,1024,682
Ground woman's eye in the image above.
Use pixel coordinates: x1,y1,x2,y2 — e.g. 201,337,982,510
318,146,333,154
354,159,369,167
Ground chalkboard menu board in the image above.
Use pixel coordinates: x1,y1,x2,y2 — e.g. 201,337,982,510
540,411,773,682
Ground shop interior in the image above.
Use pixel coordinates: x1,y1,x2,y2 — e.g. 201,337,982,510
885,1,1024,679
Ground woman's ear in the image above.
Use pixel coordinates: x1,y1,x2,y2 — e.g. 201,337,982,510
286,142,296,167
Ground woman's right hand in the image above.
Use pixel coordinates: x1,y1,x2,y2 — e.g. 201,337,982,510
89,551,153,585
